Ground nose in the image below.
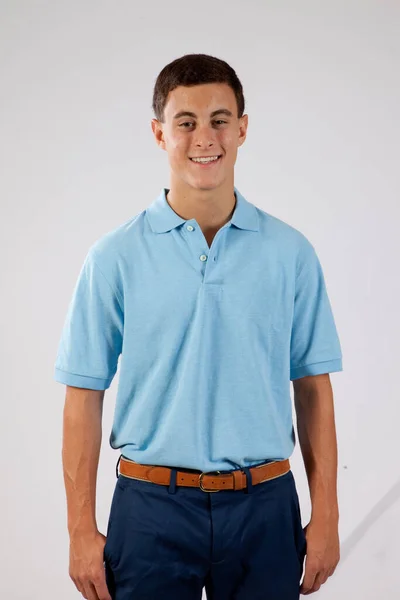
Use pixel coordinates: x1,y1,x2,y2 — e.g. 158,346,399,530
194,124,217,149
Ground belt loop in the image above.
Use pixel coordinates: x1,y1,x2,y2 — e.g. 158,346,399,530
242,466,253,494
116,455,122,479
168,467,177,494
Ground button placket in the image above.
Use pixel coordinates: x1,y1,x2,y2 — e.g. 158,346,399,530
201,222,231,282
183,219,230,282
183,221,205,273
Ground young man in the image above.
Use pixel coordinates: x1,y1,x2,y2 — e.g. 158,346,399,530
55,53,343,600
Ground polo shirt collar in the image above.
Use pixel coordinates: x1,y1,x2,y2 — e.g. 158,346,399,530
146,186,259,233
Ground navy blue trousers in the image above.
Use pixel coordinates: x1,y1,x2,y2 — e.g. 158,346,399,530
103,459,307,599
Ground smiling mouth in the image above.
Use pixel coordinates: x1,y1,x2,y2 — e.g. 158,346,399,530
189,154,222,164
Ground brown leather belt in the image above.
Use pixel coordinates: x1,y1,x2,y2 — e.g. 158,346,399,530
119,456,291,492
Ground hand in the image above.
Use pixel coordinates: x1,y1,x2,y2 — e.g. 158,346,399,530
300,516,340,595
69,529,111,600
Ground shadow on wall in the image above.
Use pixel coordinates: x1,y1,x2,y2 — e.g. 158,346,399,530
341,477,400,561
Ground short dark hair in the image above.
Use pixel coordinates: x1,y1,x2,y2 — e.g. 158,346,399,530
152,53,245,123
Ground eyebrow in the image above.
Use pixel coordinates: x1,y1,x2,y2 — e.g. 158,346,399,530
173,108,234,120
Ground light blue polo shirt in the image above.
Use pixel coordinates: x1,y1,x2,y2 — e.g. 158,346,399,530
54,186,343,472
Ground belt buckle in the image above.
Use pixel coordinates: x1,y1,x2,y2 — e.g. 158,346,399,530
199,470,221,492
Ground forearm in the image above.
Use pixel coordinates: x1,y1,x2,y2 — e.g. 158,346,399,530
62,385,105,539
294,375,339,522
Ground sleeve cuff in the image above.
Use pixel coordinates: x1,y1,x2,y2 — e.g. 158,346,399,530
54,367,113,390
290,358,343,381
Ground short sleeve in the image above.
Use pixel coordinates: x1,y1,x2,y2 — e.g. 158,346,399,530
54,249,124,390
290,240,343,380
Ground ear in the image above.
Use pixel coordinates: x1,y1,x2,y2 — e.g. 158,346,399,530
151,119,167,151
238,114,248,147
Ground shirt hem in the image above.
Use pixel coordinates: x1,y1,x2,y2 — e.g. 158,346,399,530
54,367,112,390
290,358,343,381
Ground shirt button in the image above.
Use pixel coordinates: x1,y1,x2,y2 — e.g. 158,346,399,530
186,224,194,231
199,254,208,262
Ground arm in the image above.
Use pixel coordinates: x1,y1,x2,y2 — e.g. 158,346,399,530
293,372,340,594
293,373,339,521
62,384,104,538
55,248,122,600
62,385,111,600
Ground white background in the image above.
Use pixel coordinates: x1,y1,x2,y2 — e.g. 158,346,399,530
1,1,399,598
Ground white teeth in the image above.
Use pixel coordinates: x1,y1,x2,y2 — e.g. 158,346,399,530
191,155,220,163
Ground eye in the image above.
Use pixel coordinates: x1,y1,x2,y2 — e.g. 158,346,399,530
178,120,228,128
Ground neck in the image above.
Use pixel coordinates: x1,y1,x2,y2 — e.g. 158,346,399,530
165,180,236,232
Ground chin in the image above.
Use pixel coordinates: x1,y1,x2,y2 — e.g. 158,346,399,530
191,182,221,192
189,175,226,190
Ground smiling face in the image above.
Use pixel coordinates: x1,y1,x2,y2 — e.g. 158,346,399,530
151,83,248,192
